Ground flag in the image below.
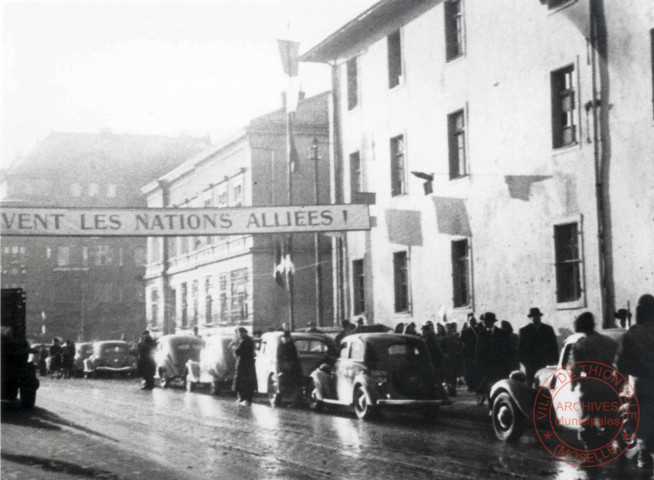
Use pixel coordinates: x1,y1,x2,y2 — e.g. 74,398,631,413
277,39,300,114
283,236,295,292
274,239,284,287
432,196,472,237
504,175,551,201
385,209,423,246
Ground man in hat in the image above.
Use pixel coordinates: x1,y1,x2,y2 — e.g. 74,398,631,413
617,294,654,470
137,330,156,390
474,312,512,404
518,307,559,384
232,327,257,405
276,329,303,407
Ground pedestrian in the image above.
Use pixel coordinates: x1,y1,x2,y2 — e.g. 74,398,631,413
38,345,47,376
335,319,355,346
615,308,632,329
474,312,512,405
460,314,480,391
62,339,75,378
421,324,443,381
517,307,558,384
232,327,257,405
137,330,156,390
394,322,405,334
404,322,417,335
568,312,619,452
49,338,63,378
276,330,303,407
306,322,320,333
616,294,654,471
440,323,463,396
500,321,520,372
355,317,365,329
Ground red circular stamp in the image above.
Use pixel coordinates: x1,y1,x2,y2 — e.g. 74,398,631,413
532,361,639,468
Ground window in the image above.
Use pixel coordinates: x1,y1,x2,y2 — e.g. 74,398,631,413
150,289,159,326
230,269,248,321
347,57,358,110
71,184,82,197
107,184,117,198
233,184,243,207
387,30,402,89
93,245,112,265
551,65,577,148
451,239,471,307
390,135,406,196
205,276,213,324
352,259,365,315
57,247,70,266
217,188,228,208
393,251,409,313
89,183,99,197
192,280,199,325
350,151,362,195
444,0,464,61
219,274,228,323
554,222,582,303
181,282,188,328
448,109,467,179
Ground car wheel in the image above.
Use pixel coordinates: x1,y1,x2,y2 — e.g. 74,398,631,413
20,386,36,410
268,375,281,407
353,385,376,420
306,380,323,412
492,392,525,442
210,381,221,396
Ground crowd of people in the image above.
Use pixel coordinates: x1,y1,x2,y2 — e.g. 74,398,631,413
44,338,76,379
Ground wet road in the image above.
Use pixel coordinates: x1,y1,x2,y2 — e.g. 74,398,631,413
1,377,650,480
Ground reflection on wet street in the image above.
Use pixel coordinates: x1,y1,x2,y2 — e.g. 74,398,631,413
2,377,651,480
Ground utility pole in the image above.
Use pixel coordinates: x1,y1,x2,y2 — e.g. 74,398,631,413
311,139,323,327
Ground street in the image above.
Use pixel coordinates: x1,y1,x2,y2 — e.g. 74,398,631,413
1,377,649,480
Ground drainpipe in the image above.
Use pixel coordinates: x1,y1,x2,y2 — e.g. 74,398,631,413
589,0,615,328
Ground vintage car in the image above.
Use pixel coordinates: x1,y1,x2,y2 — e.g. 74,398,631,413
308,333,451,420
256,331,337,407
72,342,93,377
83,341,136,378
185,334,236,394
489,328,629,442
154,334,205,388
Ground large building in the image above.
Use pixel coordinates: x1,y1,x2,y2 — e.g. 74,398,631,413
142,92,333,337
302,0,654,333
0,132,209,342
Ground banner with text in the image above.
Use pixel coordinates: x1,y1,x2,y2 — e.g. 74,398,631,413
0,205,371,237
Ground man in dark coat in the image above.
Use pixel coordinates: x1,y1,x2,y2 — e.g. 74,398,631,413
232,327,257,405
276,330,303,406
518,307,559,384
617,294,654,470
137,330,156,390
460,314,481,391
474,312,512,403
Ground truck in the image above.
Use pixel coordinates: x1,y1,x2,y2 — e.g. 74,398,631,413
1,288,39,409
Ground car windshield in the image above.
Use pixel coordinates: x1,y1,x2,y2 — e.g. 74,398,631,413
174,341,203,352
367,339,429,364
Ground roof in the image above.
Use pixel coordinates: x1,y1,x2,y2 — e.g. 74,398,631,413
301,0,438,63
7,132,209,180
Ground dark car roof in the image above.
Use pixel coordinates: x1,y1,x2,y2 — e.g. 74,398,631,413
95,341,129,347
159,334,204,344
262,331,335,343
345,333,425,344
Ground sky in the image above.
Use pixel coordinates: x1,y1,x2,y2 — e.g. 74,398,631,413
0,0,378,167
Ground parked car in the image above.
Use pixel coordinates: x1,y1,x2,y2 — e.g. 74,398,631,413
489,328,628,442
185,334,236,394
72,342,93,377
83,341,136,379
256,331,337,407
154,334,205,388
308,333,451,420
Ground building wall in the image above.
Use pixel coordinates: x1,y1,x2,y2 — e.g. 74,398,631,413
331,0,653,334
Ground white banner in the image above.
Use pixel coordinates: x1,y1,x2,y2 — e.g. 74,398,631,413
0,205,371,237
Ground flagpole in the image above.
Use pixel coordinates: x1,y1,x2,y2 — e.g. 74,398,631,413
286,106,295,332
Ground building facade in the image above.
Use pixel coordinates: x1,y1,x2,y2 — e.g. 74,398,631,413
0,132,209,342
142,93,333,337
302,0,654,334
